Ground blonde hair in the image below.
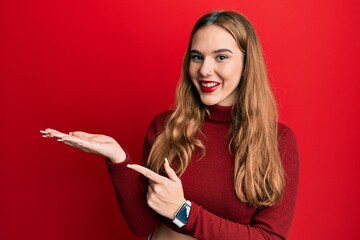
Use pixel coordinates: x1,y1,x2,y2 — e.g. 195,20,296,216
147,11,284,207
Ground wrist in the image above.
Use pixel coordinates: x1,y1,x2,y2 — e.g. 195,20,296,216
109,149,126,163
172,200,191,228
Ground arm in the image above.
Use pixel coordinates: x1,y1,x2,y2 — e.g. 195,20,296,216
40,124,163,237
105,115,168,237
106,154,160,237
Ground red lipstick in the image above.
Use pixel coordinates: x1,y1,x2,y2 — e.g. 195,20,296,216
199,80,220,93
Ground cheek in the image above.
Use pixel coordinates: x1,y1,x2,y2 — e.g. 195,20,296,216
220,62,243,85
189,63,196,86
188,63,199,87
188,62,196,78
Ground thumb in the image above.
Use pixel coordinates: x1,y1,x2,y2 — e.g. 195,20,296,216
164,158,180,183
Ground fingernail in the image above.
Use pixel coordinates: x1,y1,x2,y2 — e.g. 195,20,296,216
69,132,73,135
165,158,169,164
57,139,63,142
127,164,132,168
42,135,48,138
40,130,46,134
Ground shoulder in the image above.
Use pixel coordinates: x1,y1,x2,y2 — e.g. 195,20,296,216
277,122,297,145
148,110,173,130
277,123,300,174
144,110,173,143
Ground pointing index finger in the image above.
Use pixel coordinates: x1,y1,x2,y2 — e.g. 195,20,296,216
127,164,164,183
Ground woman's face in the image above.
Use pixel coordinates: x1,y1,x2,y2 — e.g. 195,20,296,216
189,25,244,107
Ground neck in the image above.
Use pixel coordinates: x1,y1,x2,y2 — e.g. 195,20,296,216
206,104,233,123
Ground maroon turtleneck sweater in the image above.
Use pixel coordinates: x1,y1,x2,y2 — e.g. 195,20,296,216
106,105,299,240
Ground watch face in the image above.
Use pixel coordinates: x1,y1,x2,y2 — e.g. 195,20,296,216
176,205,189,224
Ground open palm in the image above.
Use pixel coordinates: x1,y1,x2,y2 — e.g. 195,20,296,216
41,128,126,163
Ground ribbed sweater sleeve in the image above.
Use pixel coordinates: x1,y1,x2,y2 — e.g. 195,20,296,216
105,113,168,237
106,156,159,237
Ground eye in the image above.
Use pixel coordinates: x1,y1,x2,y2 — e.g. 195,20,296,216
216,55,229,62
190,54,203,62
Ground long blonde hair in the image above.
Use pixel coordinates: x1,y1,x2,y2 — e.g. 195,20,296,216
147,11,284,207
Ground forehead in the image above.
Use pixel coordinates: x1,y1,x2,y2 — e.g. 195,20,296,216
191,25,239,51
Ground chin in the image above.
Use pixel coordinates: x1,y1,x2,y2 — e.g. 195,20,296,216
200,97,219,106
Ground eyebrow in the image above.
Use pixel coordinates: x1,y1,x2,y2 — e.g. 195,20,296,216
190,49,234,54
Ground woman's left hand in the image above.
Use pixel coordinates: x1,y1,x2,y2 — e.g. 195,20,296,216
127,159,186,220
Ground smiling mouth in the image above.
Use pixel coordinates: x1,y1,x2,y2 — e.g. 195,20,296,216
201,82,219,88
199,81,220,93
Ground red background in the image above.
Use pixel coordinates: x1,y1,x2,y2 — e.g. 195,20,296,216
1,0,359,239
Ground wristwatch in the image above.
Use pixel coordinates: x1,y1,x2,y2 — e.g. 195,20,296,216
172,200,191,228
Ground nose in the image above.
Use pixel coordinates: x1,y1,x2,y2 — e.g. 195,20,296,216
199,58,214,77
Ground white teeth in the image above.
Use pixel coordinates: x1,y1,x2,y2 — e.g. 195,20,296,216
201,82,218,88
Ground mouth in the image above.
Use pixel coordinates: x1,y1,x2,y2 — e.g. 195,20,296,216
199,80,220,93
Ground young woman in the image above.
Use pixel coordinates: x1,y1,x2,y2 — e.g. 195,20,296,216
41,11,299,240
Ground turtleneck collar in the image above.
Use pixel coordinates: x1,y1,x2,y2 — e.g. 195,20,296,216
206,105,233,123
